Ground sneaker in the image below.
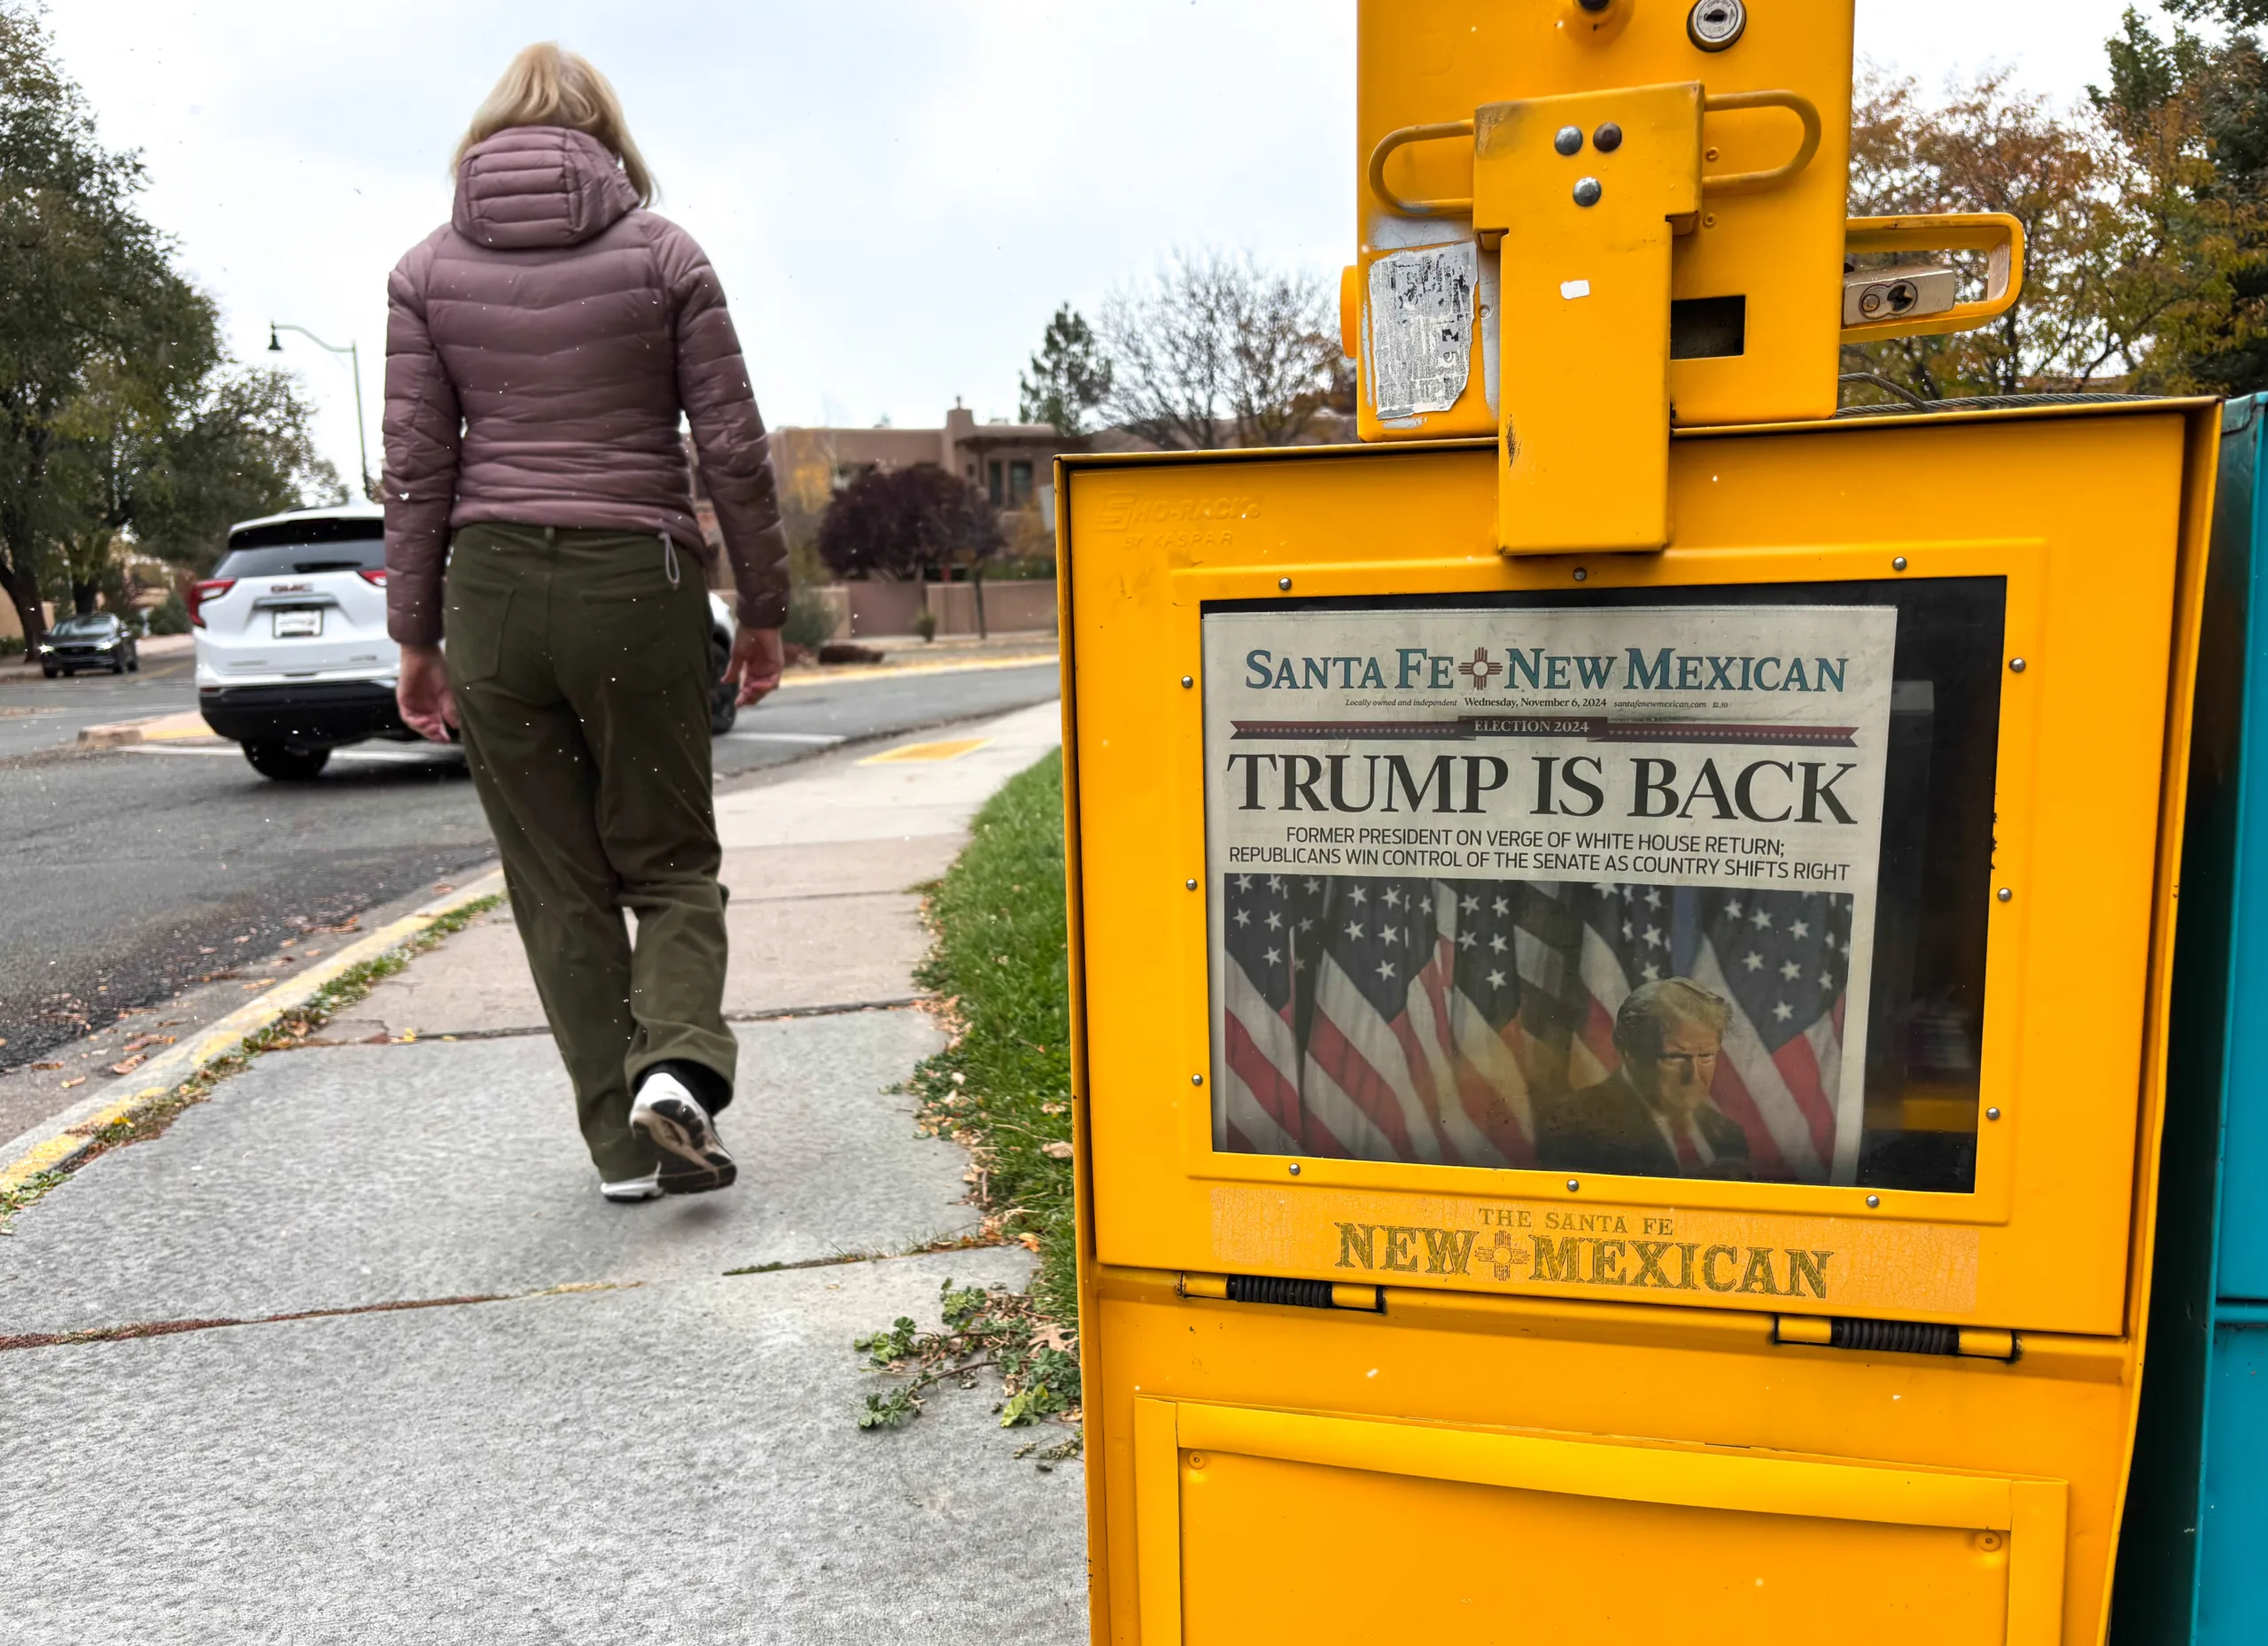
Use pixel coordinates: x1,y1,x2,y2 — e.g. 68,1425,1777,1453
630,1069,737,1195
600,1167,663,1204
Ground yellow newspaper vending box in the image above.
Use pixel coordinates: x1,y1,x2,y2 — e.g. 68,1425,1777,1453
1058,4,2217,1642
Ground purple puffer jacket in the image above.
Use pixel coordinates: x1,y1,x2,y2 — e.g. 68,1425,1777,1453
381,126,788,647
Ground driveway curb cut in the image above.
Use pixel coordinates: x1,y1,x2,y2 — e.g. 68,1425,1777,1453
0,869,506,1193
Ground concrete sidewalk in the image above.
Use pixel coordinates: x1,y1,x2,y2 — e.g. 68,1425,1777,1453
0,702,1084,1644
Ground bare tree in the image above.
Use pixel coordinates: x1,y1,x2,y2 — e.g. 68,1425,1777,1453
1097,251,1343,449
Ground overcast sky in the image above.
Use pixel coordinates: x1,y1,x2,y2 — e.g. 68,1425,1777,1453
46,0,2210,486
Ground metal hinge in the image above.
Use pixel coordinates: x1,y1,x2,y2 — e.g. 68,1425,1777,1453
1776,1315,2016,1360
1180,1272,1385,1313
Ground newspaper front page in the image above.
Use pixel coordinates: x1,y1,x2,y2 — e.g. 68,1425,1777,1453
1202,602,1897,1188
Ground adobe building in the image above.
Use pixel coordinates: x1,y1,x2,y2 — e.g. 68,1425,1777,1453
771,402,1069,545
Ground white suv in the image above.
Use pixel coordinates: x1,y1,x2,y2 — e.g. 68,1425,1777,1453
195,504,742,780
193,505,404,779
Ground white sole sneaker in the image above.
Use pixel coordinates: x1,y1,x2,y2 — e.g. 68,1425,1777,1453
600,1168,663,1203
629,1071,737,1195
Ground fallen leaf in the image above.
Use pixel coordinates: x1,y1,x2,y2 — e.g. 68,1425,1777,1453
60,1076,85,1089
1017,1232,1041,1252
30,1061,62,1071
108,1054,145,1075
242,980,273,991
1040,1140,1074,1161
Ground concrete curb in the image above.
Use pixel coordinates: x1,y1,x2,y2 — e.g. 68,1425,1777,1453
0,869,507,1193
77,718,155,748
77,710,213,747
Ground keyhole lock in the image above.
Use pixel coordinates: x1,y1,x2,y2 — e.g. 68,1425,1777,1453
1689,0,1746,50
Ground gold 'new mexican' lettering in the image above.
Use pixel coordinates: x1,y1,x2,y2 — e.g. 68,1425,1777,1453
1328,1223,1835,1300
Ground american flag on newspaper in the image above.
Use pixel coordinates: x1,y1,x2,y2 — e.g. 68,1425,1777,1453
1216,871,1851,1183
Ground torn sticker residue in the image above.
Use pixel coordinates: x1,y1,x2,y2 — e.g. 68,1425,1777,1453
1368,241,1477,420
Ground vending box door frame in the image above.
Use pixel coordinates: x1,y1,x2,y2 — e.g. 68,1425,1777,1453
1060,400,2216,1340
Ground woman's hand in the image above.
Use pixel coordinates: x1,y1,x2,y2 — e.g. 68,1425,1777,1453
727,626,785,706
397,644,457,742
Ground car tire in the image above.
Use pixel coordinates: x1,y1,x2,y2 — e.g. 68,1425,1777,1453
41,665,57,679
243,741,331,781
127,651,139,673
708,629,739,736
111,656,126,674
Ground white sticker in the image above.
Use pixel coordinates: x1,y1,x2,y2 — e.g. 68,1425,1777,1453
1561,278,1591,299
1367,242,1477,420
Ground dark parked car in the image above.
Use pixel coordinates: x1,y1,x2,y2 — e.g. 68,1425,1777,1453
38,612,139,678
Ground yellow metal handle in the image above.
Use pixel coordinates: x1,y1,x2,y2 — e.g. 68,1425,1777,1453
1366,119,1476,218
1698,89,1821,198
1371,90,1819,217
1841,212,2026,341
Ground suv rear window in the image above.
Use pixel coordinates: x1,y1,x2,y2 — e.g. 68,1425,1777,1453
215,525,385,579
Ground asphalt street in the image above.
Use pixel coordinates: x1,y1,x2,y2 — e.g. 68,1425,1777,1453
0,656,1060,1076
0,645,198,760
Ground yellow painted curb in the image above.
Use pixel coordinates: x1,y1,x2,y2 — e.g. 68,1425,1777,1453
773,652,1057,689
0,870,507,1198
859,737,991,765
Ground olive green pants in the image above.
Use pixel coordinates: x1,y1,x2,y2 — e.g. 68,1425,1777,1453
445,523,735,1179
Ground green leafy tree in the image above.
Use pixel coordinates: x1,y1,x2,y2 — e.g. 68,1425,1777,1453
128,367,343,571
0,1,171,648
0,2,338,635
2101,4,2268,391
47,277,220,613
1016,304,1113,438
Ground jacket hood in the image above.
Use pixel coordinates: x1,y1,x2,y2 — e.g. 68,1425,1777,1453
452,127,638,250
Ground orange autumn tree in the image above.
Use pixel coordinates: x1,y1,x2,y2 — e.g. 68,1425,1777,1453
1843,21,2268,407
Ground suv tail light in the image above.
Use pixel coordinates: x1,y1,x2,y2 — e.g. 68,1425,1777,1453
358,569,388,587
188,578,236,627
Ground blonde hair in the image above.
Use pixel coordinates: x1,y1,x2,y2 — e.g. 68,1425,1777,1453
456,43,656,204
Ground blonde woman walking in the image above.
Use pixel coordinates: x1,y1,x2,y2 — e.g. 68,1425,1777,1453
384,43,786,1202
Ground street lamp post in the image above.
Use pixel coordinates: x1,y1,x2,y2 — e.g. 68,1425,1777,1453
268,323,373,502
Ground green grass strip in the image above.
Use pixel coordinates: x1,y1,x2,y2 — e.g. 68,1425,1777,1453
908,749,1077,1327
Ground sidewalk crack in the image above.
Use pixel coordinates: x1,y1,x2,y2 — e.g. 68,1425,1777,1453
0,1279,636,1354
